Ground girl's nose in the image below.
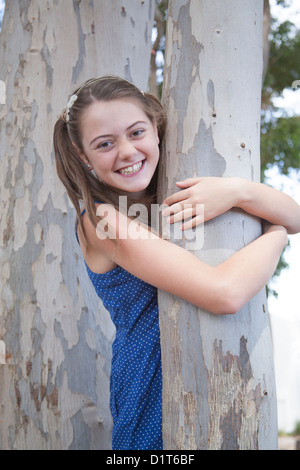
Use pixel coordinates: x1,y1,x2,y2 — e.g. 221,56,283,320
118,138,138,159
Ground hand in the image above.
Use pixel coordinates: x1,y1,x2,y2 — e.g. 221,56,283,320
162,177,240,230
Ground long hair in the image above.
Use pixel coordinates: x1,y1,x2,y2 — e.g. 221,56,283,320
53,76,167,241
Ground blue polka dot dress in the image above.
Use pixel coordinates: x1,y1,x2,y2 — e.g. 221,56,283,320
84,263,163,450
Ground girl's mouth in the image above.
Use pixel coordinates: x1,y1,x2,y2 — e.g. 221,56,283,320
117,160,145,176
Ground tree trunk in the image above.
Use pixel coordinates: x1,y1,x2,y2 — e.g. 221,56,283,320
158,0,278,450
0,0,154,450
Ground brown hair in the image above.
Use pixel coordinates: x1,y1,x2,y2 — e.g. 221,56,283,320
53,76,167,241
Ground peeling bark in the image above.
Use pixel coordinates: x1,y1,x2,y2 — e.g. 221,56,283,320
158,0,277,450
0,0,154,450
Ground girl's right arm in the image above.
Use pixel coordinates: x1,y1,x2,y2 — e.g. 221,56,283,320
80,204,287,316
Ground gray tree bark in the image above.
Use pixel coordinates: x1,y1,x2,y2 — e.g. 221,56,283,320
158,0,278,450
0,0,154,450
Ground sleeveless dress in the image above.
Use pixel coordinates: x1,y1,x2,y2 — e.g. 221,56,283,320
76,211,163,450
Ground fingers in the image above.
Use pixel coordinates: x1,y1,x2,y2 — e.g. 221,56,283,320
161,202,184,217
163,178,200,206
181,213,205,231
166,206,194,224
162,204,204,230
176,178,200,188
166,212,204,231
163,189,189,207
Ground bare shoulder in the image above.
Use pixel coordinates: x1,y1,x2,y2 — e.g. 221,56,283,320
77,204,117,274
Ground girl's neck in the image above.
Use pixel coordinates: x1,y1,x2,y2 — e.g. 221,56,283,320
127,189,147,201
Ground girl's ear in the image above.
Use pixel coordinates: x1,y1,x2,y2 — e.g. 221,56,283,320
72,143,92,168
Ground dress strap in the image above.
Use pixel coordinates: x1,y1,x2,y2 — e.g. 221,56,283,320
75,202,102,244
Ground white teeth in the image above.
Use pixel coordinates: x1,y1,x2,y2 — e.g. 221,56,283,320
119,161,143,175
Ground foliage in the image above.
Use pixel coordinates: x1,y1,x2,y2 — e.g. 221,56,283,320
261,13,300,179
261,114,300,175
263,20,300,96
293,421,300,436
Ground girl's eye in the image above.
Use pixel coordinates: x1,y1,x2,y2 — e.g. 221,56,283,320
131,129,145,138
97,141,113,150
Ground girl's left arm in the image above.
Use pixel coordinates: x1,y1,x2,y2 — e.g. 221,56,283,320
163,177,300,235
234,178,300,235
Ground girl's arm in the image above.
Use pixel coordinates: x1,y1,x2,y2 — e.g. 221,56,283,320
235,179,300,234
163,177,300,234
80,204,287,316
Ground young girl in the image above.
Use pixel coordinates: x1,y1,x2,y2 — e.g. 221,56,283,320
53,76,300,450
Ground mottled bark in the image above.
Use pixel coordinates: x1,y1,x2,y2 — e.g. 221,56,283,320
158,0,278,450
0,0,154,450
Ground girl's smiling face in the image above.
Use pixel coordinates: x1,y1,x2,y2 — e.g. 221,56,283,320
78,99,160,199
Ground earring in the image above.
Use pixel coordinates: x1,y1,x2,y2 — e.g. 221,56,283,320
86,163,92,169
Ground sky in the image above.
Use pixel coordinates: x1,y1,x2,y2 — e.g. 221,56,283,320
0,0,299,433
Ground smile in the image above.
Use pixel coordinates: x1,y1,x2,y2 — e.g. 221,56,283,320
117,161,144,175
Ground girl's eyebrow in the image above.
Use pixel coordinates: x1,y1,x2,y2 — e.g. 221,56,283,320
89,121,148,147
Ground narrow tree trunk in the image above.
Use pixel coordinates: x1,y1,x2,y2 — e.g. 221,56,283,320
0,0,154,450
158,0,278,450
